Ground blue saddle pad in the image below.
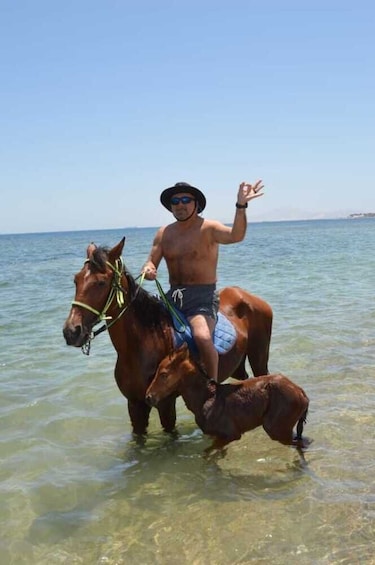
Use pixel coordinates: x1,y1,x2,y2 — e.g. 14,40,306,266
171,308,237,356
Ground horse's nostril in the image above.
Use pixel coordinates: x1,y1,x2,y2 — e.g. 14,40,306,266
63,324,83,345
145,393,155,406
73,325,82,337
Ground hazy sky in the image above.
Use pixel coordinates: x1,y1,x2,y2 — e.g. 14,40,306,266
1,1,374,234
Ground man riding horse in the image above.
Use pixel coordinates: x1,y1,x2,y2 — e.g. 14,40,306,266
142,179,264,381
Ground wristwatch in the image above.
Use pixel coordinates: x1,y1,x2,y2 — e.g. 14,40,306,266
236,202,248,209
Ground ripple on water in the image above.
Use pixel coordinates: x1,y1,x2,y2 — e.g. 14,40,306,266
1,221,375,564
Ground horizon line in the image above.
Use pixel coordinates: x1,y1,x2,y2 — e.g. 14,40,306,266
1,214,369,237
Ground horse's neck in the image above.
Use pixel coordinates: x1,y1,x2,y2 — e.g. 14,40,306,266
107,303,172,360
107,310,136,348
178,362,214,416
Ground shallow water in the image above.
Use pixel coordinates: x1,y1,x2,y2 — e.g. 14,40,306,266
1,219,374,564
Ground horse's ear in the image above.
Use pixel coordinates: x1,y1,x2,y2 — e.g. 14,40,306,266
108,237,126,261
86,242,97,258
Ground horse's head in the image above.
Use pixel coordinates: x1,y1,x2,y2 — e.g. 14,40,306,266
63,237,126,348
145,343,192,406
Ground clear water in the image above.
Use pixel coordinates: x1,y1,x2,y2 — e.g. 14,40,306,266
1,219,374,564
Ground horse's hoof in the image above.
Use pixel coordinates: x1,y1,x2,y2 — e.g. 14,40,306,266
132,431,148,445
164,428,179,438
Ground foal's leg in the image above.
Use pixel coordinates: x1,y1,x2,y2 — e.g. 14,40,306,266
262,410,295,446
204,435,235,457
264,409,308,449
127,399,151,435
263,423,294,446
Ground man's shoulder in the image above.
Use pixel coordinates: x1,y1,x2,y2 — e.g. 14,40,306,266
161,222,180,240
163,221,179,232
202,218,227,229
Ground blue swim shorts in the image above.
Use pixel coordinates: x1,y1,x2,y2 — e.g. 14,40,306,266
166,284,219,321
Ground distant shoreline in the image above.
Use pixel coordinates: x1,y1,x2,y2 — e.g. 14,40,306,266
348,212,375,219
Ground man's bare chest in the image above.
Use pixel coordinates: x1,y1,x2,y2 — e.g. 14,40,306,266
163,231,202,259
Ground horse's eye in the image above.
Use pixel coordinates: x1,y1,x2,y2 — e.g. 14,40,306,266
97,279,107,287
160,372,168,380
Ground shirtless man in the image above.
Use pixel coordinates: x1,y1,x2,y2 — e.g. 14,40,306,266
142,180,264,381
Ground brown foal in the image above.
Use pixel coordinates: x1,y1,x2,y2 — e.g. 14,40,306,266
146,344,310,455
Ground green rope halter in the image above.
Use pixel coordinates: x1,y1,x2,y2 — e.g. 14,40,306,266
71,257,130,354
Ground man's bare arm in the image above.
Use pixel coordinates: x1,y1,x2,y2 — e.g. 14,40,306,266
142,228,164,280
214,180,264,244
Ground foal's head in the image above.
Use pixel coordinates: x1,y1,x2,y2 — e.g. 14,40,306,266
146,344,194,406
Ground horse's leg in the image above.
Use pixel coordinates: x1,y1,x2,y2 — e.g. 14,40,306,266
247,332,271,377
231,356,249,381
127,399,151,435
157,396,177,433
246,306,272,377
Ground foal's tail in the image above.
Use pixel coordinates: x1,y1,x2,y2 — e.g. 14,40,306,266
295,407,308,441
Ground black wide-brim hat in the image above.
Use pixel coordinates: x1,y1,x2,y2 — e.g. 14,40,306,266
160,182,206,213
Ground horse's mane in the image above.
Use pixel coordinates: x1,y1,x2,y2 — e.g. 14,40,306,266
125,270,174,329
88,247,109,272
89,246,173,329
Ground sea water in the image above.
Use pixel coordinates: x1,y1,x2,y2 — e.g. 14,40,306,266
0,219,374,564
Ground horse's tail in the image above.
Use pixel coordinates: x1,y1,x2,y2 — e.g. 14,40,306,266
296,406,308,440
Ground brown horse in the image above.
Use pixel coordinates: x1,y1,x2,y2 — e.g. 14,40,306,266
63,237,273,435
146,343,309,454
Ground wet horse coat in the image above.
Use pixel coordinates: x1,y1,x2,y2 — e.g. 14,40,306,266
146,343,310,453
63,238,273,435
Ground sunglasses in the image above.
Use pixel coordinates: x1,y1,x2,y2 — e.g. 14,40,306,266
170,196,195,206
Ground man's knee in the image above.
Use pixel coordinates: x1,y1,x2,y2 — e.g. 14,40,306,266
193,331,213,347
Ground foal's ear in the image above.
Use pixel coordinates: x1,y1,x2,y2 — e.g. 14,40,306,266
108,237,126,262
178,342,189,358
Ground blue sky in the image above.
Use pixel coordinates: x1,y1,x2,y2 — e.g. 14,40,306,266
1,1,374,234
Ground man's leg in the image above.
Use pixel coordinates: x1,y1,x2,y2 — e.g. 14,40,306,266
188,314,218,381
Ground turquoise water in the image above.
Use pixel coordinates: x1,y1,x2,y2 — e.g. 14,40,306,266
1,219,374,564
